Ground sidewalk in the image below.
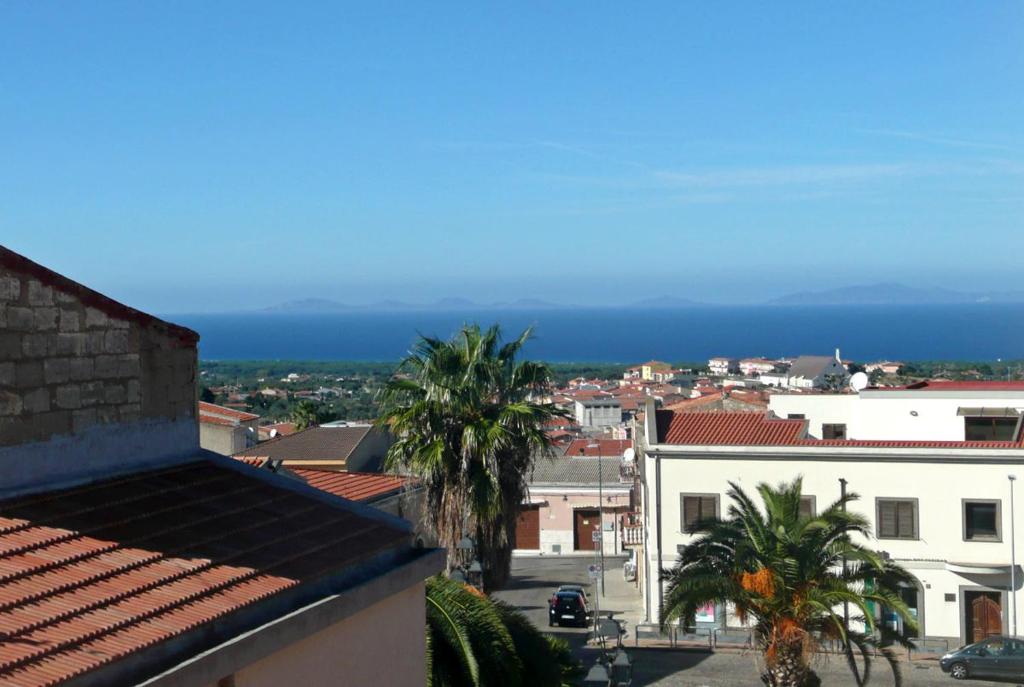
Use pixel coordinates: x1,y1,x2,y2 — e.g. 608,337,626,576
588,557,645,638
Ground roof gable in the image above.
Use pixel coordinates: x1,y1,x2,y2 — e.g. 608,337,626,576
0,245,197,345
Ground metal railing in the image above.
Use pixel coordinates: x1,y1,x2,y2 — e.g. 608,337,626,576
633,623,677,647
712,627,753,649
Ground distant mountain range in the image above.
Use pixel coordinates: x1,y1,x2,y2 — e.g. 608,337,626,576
261,297,571,313
768,282,1024,306
263,283,1024,312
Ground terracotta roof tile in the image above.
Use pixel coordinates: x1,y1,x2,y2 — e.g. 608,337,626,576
0,460,408,686
657,411,806,445
198,402,259,423
655,410,1024,449
290,470,409,503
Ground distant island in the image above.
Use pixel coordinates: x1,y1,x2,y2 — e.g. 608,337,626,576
261,283,1024,313
768,282,1024,306
262,297,570,313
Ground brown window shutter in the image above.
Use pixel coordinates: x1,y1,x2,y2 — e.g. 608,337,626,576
897,501,915,538
683,496,698,530
879,501,897,537
700,496,716,521
799,497,813,519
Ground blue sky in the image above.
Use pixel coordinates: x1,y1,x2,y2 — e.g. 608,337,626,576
2,2,1022,312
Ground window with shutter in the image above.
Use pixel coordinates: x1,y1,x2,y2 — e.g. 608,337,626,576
681,494,718,531
799,496,815,518
876,498,917,539
822,423,846,440
964,500,1001,541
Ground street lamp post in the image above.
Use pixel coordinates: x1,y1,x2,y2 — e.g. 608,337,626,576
1010,475,1018,636
583,444,605,594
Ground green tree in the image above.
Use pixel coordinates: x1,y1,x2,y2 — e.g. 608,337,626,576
290,399,322,430
661,478,916,687
425,576,578,687
199,386,215,403
377,324,562,589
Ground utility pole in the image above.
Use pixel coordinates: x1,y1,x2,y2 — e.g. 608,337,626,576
839,478,849,629
598,448,606,594
1011,475,1018,636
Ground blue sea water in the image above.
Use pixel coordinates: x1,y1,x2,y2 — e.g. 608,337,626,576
167,304,1024,363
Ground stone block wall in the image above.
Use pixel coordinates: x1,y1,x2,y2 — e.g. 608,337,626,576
0,264,198,448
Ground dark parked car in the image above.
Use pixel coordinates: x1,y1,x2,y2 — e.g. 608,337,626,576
940,636,1024,680
549,590,589,627
556,584,589,605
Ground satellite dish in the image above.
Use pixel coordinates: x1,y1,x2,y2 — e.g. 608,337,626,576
850,371,869,392
622,448,636,462
269,429,278,438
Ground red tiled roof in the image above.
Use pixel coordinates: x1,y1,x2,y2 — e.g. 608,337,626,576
291,469,409,503
260,422,298,437
564,439,633,456
198,401,259,422
0,460,407,686
656,410,1024,449
657,411,805,445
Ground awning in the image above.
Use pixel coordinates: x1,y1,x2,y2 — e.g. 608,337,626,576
957,407,1021,418
946,561,1017,576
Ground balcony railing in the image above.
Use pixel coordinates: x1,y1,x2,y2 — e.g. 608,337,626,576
620,511,643,546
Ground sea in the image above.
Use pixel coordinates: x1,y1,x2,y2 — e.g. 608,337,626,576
168,304,1024,363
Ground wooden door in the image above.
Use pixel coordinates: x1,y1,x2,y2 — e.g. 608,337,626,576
513,505,540,550
970,593,1003,643
574,509,599,551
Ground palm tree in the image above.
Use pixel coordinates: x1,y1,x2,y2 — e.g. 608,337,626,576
290,399,321,430
377,324,562,589
661,478,917,687
425,576,578,687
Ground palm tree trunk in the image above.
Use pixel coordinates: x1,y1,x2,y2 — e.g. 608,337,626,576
761,639,815,687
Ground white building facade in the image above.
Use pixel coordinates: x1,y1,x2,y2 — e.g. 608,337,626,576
769,381,1024,441
636,387,1024,647
708,357,739,376
574,397,623,428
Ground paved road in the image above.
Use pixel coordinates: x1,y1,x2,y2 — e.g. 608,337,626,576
494,556,1015,687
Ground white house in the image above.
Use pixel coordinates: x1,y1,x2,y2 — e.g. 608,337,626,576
867,361,904,375
635,388,1024,647
785,351,849,389
708,357,739,376
574,397,623,428
739,358,777,377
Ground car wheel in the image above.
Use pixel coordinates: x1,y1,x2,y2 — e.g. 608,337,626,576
949,662,969,680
